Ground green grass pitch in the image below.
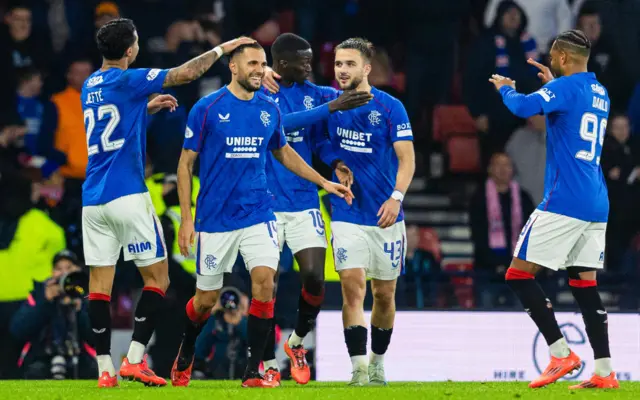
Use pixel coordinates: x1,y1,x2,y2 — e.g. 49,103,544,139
1,380,636,400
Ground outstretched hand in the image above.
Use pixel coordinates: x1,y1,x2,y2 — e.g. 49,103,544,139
322,180,354,206
489,74,516,91
219,36,256,54
263,67,281,94
147,94,178,114
527,58,554,84
334,161,354,189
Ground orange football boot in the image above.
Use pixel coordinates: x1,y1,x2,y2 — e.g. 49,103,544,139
97,371,118,388
530,351,582,388
119,355,167,387
264,368,281,387
241,371,279,388
284,340,310,384
568,373,619,389
170,347,193,387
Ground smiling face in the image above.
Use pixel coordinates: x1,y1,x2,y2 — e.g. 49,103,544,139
230,47,267,92
334,48,371,91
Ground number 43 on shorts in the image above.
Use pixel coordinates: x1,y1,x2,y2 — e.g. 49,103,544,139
384,239,404,269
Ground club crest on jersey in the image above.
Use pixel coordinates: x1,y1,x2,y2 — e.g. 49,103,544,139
204,254,218,270
368,110,382,126
219,113,230,122
303,95,314,110
260,111,271,127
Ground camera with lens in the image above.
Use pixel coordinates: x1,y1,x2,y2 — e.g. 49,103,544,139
57,270,88,299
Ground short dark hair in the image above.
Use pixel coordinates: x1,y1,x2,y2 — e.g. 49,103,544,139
8,1,30,12
553,29,591,59
578,1,599,18
335,38,375,61
271,33,311,61
96,18,136,61
228,40,264,60
16,66,40,85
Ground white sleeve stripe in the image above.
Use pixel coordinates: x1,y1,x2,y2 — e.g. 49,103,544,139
397,129,413,137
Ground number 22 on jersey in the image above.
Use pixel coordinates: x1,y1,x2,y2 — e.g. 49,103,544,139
576,112,607,165
84,104,122,156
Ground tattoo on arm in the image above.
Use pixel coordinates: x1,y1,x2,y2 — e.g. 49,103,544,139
163,49,221,88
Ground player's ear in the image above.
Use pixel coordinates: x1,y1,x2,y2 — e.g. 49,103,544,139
363,62,372,77
229,60,237,75
125,46,133,58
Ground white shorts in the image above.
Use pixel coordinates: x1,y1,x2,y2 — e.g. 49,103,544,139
82,192,167,267
195,221,280,291
513,209,607,270
331,221,406,280
275,209,327,254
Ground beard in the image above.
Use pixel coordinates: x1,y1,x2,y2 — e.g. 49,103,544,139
338,75,363,91
238,74,262,92
549,63,562,78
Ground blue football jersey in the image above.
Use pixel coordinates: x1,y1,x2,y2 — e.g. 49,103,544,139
263,81,338,212
81,67,168,206
184,86,287,233
501,72,610,222
325,87,413,226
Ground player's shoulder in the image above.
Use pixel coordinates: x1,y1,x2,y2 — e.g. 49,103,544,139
371,87,405,113
304,81,338,98
193,86,230,112
256,91,280,112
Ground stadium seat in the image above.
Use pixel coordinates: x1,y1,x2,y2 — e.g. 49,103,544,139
432,105,476,143
442,261,474,309
418,227,442,262
446,136,481,173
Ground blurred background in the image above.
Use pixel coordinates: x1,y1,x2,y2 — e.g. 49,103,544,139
1,0,639,382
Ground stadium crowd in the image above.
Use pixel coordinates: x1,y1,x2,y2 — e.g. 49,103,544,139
1,0,639,380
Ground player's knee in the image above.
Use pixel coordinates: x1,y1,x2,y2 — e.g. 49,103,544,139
372,287,394,310
342,280,365,308
250,267,276,301
567,266,597,281
301,266,325,294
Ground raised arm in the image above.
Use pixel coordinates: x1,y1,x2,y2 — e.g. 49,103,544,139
177,149,198,256
271,144,353,204
282,90,374,131
163,37,255,88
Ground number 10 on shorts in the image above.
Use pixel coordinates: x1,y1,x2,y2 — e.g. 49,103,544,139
384,239,403,269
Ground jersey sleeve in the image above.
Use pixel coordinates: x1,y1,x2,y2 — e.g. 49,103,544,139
531,79,569,114
317,85,340,105
389,99,413,142
499,79,568,117
122,68,169,99
183,101,207,152
310,121,338,166
268,106,287,151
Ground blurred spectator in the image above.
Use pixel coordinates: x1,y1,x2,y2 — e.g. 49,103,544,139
505,114,546,203
464,0,541,165
72,1,119,68
0,175,66,378
469,153,534,305
601,114,640,269
403,225,443,309
368,48,401,100
9,250,97,379
575,2,613,82
0,2,50,124
52,59,92,182
484,0,572,54
193,287,250,380
16,67,66,176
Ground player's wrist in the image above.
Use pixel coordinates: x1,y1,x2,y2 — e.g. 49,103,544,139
213,46,224,57
391,190,404,203
331,159,344,170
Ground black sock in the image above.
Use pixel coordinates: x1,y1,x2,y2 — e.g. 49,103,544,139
570,280,611,359
344,325,367,357
177,297,210,371
505,268,563,346
245,299,274,377
294,288,323,339
88,293,112,355
262,318,276,361
131,287,165,346
371,325,393,355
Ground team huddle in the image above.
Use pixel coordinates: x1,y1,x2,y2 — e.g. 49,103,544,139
81,18,618,390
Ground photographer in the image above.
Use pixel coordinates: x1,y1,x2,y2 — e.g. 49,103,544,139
193,287,250,380
9,250,97,379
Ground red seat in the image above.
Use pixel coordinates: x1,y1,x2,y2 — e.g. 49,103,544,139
442,261,475,309
447,136,481,173
432,105,476,142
